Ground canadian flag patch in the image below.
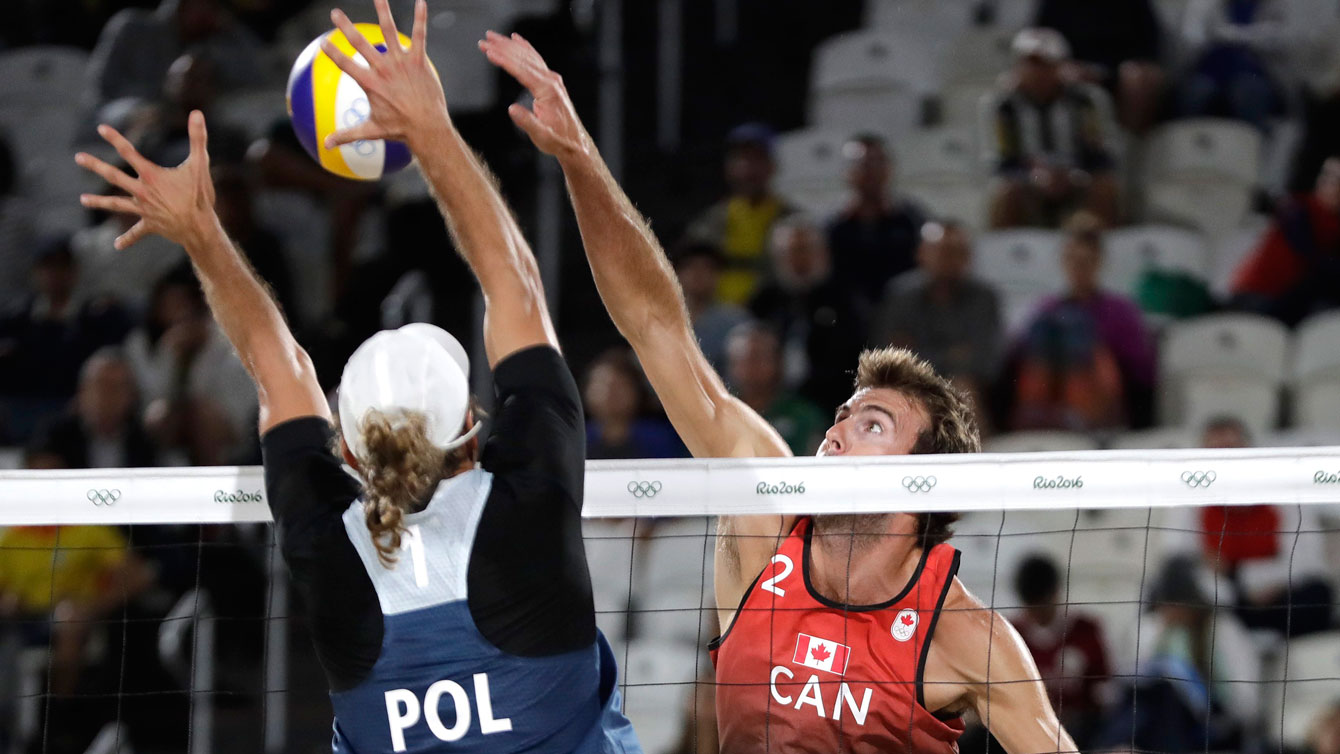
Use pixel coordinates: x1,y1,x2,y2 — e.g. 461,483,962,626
792,633,851,675
891,608,919,642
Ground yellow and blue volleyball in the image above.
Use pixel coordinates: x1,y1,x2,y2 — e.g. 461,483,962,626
286,23,415,181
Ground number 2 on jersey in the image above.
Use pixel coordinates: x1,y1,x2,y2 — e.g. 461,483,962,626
760,554,794,596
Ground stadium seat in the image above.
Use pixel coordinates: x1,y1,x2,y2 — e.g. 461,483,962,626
1145,179,1254,240
1293,310,1340,381
1263,631,1340,749
1101,225,1210,299
984,431,1100,453
620,639,702,754
214,89,288,142
1262,427,1340,447
0,447,20,470
0,46,88,105
937,28,1012,127
631,517,716,644
901,179,987,230
1294,378,1340,430
973,229,1066,332
774,127,850,217
1177,373,1282,438
809,31,936,139
1107,428,1196,450
1208,215,1270,298
1145,119,1262,186
864,0,975,45
583,518,638,645
1161,313,1291,384
898,128,978,182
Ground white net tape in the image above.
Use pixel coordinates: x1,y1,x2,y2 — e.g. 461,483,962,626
3,446,1338,525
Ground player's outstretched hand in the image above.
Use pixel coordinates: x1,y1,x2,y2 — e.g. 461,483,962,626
321,0,446,150
74,111,216,251
480,31,594,162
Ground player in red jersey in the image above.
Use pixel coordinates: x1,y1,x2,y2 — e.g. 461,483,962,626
481,33,1077,754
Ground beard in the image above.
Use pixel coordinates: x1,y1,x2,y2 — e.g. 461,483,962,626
810,513,899,553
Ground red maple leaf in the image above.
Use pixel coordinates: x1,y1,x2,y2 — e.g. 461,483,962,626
810,643,832,663
901,614,915,626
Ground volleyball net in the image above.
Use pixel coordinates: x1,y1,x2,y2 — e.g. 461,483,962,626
2,447,1339,753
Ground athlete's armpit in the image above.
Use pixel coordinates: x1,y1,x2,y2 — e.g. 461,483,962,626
922,580,1079,754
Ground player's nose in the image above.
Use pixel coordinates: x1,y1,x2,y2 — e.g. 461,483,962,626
821,422,845,455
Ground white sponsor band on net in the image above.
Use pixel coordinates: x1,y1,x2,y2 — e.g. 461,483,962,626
4,446,1340,525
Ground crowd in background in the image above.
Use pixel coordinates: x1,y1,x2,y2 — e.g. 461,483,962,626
0,0,1338,753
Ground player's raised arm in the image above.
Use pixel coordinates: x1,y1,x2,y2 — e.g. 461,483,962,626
74,113,326,434
321,0,554,366
480,31,787,460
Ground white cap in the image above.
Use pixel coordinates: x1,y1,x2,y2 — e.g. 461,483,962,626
337,324,481,462
1012,28,1070,63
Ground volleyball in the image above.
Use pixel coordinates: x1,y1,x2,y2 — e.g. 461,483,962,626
285,22,415,181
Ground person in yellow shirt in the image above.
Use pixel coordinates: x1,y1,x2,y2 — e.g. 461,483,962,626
685,123,794,305
0,518,153,694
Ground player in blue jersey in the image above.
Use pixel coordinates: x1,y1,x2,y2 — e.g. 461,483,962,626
72,1,642,751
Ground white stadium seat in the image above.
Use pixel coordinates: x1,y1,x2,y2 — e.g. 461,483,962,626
1208,215,1270,298
1263,631,1340,749
631,517,716,644
937,28,1012,126
898,128,979,182
1294,378,1340,431
1293,310,1340,381
1145,119,1262,186
620,639,702,754
1101,225,1210,298
774,127,851,217
809,31,936,139
984,431,1100,454
863,0,974,59
583,518,638,646
1107,428,1196,450
973,230,1065,332
1160,314,1291,384
0,46,88,105
1145,179,1253,239
901,179,987,230
1177,373,1281,438
391,0,513,112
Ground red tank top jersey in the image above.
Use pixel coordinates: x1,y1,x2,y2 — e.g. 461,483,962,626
709,517,964,753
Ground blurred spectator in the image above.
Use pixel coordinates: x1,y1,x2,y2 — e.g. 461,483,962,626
124,266,257,465
1009,214,1155,431
0,237,132,442
86,0,267,117
1310,703,1340,754
583,348,684,460
872,221,1001,421
1035,0,1166,134
27,348,156,469
826,134,926,310
1011,554,1111,748
1230,156,1340,325
748,215,868,411
0,448,153,699
1095,554,1259,753
212,164,298,322
725,322,826,455
1164,416,1334,637
986,28,1121,229
685,123,794,305
673,240,748,376
122,52,251,167
1175,0,1291,133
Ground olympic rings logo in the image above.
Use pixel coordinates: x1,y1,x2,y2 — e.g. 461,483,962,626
87,489,121,506
627,481,663,499
1181,471,1217,488
902,476,937,493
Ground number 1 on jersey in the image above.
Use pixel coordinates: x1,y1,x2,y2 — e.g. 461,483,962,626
404,524,429,588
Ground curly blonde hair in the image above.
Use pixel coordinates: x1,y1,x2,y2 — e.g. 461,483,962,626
357,410,471,566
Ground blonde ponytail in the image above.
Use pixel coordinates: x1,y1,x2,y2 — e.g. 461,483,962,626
358,411,450,566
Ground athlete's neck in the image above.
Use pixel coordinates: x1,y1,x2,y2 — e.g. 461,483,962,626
808,514,923,606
